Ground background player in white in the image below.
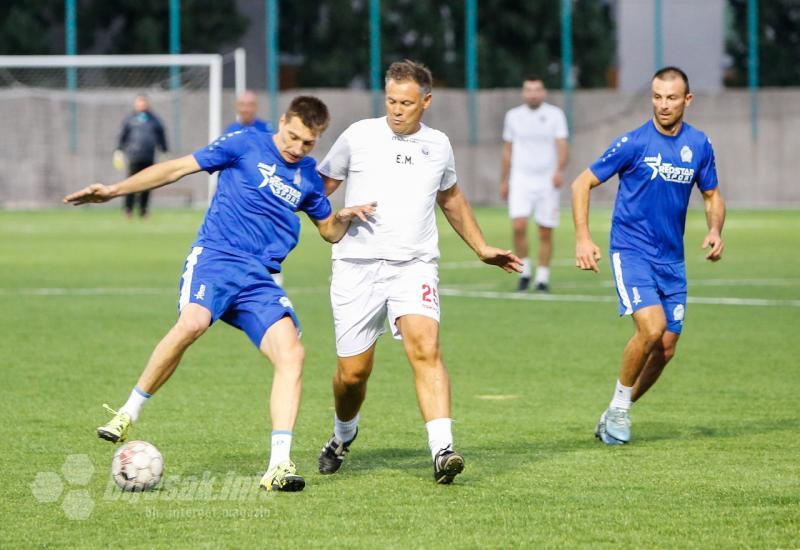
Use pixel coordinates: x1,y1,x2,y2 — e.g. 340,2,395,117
499,76,569,292
316,60,522,484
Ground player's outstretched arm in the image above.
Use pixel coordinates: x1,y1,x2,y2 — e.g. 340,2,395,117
701,187,726,262
571,168,603,273
63,155,201,205
313,202,377,243
320,175,344,197
437,184,522,273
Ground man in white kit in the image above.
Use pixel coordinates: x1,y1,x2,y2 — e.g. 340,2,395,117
499,75,569,292
317,60,522,484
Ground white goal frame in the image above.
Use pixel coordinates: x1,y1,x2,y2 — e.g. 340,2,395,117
0,54,223,199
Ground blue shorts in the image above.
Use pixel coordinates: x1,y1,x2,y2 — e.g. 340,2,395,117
609,250,687,334
177,246,299,347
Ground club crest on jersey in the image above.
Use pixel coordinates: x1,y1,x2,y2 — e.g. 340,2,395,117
258,162,301,207
680,145,693,163
644,153,695,184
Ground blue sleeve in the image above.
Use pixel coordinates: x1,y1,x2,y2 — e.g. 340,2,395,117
695,137,719,191
589,134,638,183
256,119,274,133
222,122,237,134
192,130,249,174
300,167,333,221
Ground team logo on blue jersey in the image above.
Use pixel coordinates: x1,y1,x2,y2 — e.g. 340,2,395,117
680,145,693,163
644,153,695,184
258,162,301,207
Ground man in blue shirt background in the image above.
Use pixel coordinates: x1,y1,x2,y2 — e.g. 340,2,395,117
570,67,726,445
224,90,273,134
64,96,376,492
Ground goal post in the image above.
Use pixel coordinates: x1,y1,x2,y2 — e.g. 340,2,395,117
0,54,223,207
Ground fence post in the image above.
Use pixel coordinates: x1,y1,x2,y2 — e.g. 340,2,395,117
370,0,381,117
170,0,181,148
748,0,758,143
266,0,279,127
561,0,573,138
465,0,478,146
66,0,77,153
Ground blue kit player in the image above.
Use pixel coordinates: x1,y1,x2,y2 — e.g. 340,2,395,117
224,90,273,134
570,67,726,445
64,96,377,491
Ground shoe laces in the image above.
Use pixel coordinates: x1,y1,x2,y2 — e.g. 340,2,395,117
607,408,631,426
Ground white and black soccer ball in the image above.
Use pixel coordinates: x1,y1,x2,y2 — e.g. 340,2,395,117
111,440,164,492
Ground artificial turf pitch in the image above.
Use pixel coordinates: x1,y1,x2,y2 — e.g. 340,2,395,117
1,207,798,548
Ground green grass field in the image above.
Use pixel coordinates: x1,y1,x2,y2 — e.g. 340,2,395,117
1,207,798,548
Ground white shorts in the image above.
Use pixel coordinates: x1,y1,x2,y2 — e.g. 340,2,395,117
508,182,561,228
330,259,440,357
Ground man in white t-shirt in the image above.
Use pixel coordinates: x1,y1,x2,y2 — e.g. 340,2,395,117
317,60,522,484
499,75,569,292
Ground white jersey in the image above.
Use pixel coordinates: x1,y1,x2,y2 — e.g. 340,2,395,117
503,102,568,188
319,117,458,262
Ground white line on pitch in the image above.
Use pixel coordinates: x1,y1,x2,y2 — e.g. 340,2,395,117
439,259,576,269
0,286,330,297
438,288,800,308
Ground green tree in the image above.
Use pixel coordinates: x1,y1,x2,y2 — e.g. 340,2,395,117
726,0,800,86
280,0,614,89
0,1,62,55
0,0,247,56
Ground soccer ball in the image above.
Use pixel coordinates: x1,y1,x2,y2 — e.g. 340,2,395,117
111,440,164,492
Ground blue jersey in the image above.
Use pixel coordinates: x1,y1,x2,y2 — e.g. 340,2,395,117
223,118,273,134
589,120,718,263
192,128,332,273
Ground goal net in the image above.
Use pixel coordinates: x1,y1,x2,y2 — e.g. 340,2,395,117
0,54,222,208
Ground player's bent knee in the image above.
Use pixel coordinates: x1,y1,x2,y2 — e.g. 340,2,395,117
174,315,209,342
337,367,370,387
663,343,677,363
405,341,440,366
638,324,666,347
275,341,305,368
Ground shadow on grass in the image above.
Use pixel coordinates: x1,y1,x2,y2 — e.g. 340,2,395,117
638,416,800,444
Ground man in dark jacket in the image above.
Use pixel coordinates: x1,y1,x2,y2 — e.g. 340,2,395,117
116,95,168,218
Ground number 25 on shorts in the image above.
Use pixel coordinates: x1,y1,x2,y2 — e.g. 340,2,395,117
421,283,439,308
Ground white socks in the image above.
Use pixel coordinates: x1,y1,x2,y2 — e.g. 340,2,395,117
609,379,633,411
268,430,293,470
334,414,359,443
521,257,532,278
426,418,453,459
119,386,151,422
522,261,550,284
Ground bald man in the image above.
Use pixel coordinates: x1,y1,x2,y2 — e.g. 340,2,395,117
224,90,274,134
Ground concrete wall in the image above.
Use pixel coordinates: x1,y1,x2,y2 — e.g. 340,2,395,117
1,87,797,208
617,0,726,92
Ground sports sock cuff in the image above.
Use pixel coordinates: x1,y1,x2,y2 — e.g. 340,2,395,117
271,430,293,436
133,386,152,399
